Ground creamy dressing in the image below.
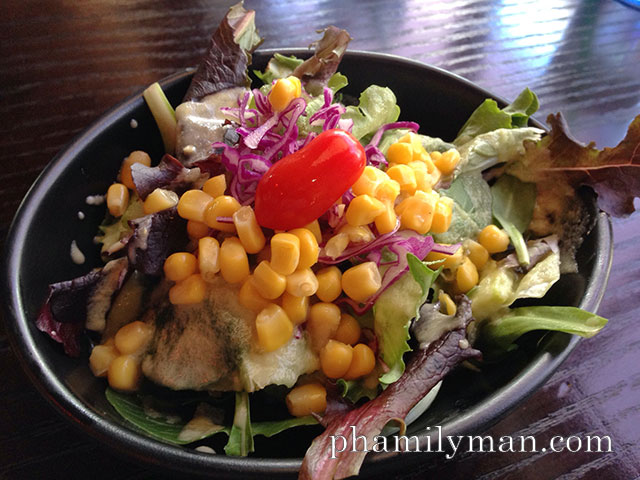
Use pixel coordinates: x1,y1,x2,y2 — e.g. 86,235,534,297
70,240,85,264
85,194,105,205
129,118,138,128
77,210,85,220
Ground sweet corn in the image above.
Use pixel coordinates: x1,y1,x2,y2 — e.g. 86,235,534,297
346,194,386,226
178,189,214,223
456,257,479,293
464,239,489,269
374,202,398,235
120,150,151,190
233,206,266,254
107,183,129,217
268,76,301,112
315,266,342,303
307,302,342,351
425,247,464,270
352,166,387,196
343,343,376,380
143,188,179,215
409,161,433,192
430,199,453,234
281,291,309,324
433,149,461,175
341,262,381,303
202,174,226,198
285,268,319,297
304,220,322,244
204,195,241,232
219,237,249,284
108,354,142,391
238,277,271,314
478,224,510,254
338,224,375,244
89,344,119,377
289,228,319,269
255,304,293,352
334,313,361,345
386,164,417,194
187,220,210,240
374,178,401,203
114,321,153,355
252,261,287,299
164,252,197,282
270,233,300,275
198,236,220,282
286,383,327,417
320,340,353,378
386,141,414,164
395,190,438,234
169,273,207,305
323,232,349,259
439,291,457,316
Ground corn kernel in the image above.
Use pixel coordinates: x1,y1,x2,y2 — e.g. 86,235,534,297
386,164,417,194
143,188,178,215
307,302,342,351
289,228,319,269
352,166,388,197
108,354,142,391
114,321,153,355
178,189,214,223
233,206,266,254
255,304,293,352
439,291,457,316
169,273,207,305
219,237,249,284
334,313,361,345
341,262,381,303
204,195,241,232
164,252,197,282
374,178,401,203
430,200,453,234
281,291,309,324
323,232,349,259
286,268,319,297
107,183,129,217
238,277,272,314
320,340,353,378
338,224,375,244
286,383,327,417
464,239,489,269
269,76,301,112
343,343,376,380
202,174,227,198
478,224,510,254
120,151,151,190
386,141,414,164
409,161,433,192
270,233,300,275
374,201,398,235
395,190,438,234
315,266,342,303
304,220,323,244
346,195,386,227
425,247,464,270
252,261,287,299
89,344,119,377
198,236,220,282
187,220,210,240
456,257,479,293
433,149,461,175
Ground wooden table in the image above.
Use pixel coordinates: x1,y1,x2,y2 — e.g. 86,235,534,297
2,1,639,478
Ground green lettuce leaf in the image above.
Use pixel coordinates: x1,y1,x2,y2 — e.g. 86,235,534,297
454,87,539,145
254,53,303,84
342,85,400,140
96,195,144,254
251,416,318,437
374,255,440,385
224,392,253,456
336,378,379,403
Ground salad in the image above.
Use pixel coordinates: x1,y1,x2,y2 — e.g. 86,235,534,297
34,3,640,479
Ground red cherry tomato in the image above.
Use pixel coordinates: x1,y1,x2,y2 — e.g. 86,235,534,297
255,129,366,230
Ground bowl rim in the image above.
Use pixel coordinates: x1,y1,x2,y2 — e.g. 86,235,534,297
1,48,613,477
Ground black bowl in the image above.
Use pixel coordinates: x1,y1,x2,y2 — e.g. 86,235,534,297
1,50,612,478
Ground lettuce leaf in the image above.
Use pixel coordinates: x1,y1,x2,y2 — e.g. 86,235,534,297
225,391,253,456
254,53,303,84
342,85,400,140
454,87,539,145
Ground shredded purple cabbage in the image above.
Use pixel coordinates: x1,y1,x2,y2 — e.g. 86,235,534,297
363,121,419,168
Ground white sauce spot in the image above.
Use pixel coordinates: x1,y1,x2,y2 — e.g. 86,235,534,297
70,240,86,264
195,446,216,454
85,194,105,205
182,144,197,156
130,118,138,128
458,338,470,349
77,211,85,220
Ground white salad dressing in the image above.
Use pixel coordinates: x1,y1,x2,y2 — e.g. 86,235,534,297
70,240,85,264
85,194,105,205
77,210,85,220
129,118,138,128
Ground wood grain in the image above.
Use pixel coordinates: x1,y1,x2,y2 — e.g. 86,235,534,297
1,0,639,478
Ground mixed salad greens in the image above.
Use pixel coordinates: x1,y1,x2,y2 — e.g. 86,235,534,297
35,3,640,479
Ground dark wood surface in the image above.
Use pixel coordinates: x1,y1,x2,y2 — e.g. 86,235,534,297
2,1,639,479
